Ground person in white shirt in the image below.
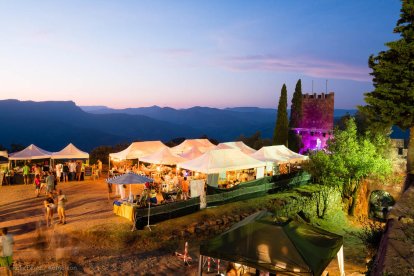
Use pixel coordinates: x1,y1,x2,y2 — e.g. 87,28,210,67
55,163,62,182
0,227,14,276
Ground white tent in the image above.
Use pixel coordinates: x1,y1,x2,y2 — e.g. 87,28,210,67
214,143,233,150
9,144,52,160
52,143,89,159
140,147,187,165
171,139,215,155
179,146,204,160
251,145,308,164
109,141,167,160
0,151,8,158
177,148,266,174
219,141,256,154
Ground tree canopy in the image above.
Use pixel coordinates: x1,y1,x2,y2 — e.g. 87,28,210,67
288,79,303,152
359,0,414,177
305,118,392,214
273,84,289,146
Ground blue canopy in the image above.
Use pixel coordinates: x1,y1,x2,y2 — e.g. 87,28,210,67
106,172,153,185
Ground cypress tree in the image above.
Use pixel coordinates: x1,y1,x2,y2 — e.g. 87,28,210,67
288,79,303,152
273,84,289,145
359,0,414,187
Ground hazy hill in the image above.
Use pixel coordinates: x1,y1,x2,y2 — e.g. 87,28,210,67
1,100,406,152
0,100,199,151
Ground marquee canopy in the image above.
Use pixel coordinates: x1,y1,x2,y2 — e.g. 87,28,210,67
177,148,265,174
179,146,204,160
219,141,256,154
52,143,89,159
109,141,167,160
9,144,52,161
200,211,344,276
171,139,215,155
140,147,187,165
250,145,308,164
0,151,8,159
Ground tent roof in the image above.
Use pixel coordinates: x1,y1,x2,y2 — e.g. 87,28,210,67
220,141,256,154
109,141,167,160
171,139,215,155
106,172,153,185
177,148,265,174
9,144,52,160
140,147,187,165
52,143,89,159
200,211,343,276
0,151,8,159
179,146,204,160
251,145,308,164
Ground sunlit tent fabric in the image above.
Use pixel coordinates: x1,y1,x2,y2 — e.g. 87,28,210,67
106,172,153,185
0,151,8,158
109,141,167,160
171,139,215,155
179,146,204,160
214,143,233,150
9,144,52,160
251,145,308,164
199,211,344,276
220,141,256,154
52,143,89,159
140,147,187,165
177,148,266,174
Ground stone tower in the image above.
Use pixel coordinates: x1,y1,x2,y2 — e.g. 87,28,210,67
293,92,334,153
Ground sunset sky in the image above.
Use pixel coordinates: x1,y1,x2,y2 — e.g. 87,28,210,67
0,1,401,109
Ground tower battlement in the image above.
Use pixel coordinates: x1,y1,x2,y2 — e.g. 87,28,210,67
294,92,335,153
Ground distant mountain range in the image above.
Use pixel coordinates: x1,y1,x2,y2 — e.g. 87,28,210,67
0,100,407,152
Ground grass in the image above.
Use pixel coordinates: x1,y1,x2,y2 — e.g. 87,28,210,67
73,184,368,270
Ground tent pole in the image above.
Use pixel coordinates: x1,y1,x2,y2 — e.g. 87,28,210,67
198,255,203,276
108,158,110,178
337,245,345,276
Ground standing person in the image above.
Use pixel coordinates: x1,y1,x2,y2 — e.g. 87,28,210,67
0,227,14,276
62,162,69,182
57,190,67,224
45,171,55,194
55,163,62,183
34,174,41,197
97,159,102,178
22,162,30,185
44,193,55,227
75,162,81,181
182,177,189,200
69,161,76,181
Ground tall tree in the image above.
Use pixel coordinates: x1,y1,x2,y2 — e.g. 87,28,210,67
273,84,289,145
359,0,414,187
288,79,303,152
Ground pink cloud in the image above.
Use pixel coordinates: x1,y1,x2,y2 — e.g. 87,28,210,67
217,54,371,82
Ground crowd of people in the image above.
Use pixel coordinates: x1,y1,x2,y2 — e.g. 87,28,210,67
1,159,103,186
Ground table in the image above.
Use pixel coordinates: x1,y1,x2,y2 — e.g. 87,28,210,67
113,203,135,222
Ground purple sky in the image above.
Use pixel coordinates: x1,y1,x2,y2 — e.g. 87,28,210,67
0,1,401,109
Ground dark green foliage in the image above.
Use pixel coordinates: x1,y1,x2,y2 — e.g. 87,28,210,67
273,84,289,145
288,79,303,152
238,131,272,150
289,79,303,128
10,144,25,153
359,0,414,178
89,143,129,164
304,118,392,215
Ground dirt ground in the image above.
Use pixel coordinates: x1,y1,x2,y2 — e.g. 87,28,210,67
0,179,201,275
0,179,366,275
